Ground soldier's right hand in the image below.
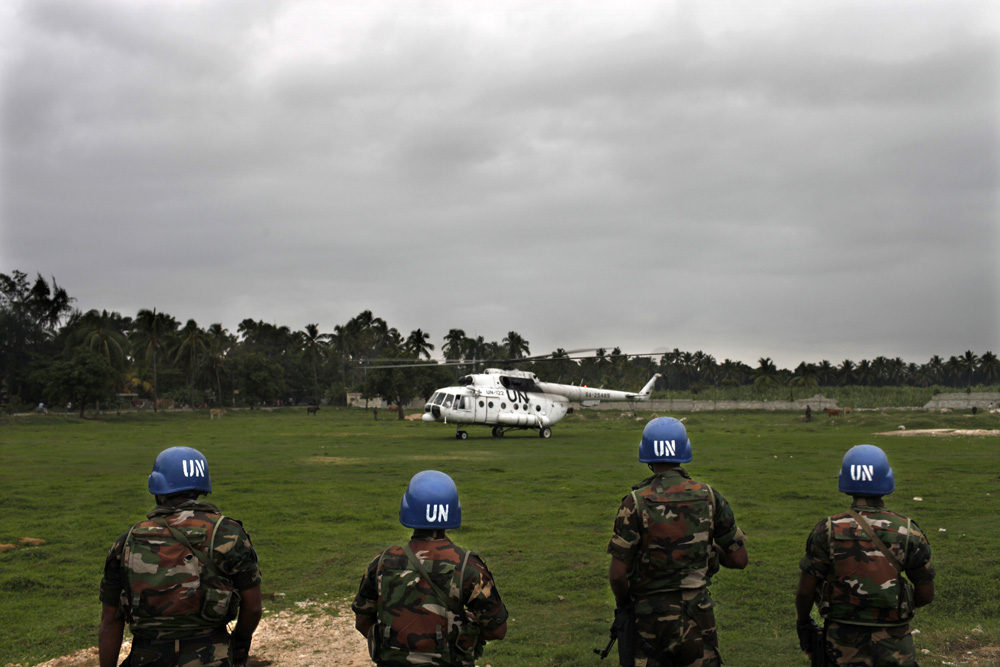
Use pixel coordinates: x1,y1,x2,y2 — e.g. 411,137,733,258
796,618,821,653
230,635,252,667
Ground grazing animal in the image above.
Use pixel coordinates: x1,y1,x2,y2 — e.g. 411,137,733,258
898,425,906,431
210,409,224,420
19,537,45,546
824,408,842,417
307,406,320,415
844,407,853,416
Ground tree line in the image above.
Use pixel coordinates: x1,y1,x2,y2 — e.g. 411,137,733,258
2,270,998,417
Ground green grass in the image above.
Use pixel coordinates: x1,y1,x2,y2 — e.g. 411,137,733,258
1,408,998,665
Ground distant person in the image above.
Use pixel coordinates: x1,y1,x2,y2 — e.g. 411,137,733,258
353,470,508,666
608,417,748,666
374,406,379,420
795,445,935,666
99,447,262,667
805,404,812,422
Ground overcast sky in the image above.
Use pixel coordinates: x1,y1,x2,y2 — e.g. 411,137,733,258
2,0,997,371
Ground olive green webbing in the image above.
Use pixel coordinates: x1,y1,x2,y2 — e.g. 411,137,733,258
151,515,225,578
846,510,903,574
401,543,467,615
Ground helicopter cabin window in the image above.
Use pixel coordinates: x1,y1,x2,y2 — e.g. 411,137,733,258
512,404,518,410
479,400,485,408
523,404,528,410
443,395,454,408
535,405,541,412
454,396,467,410
488,401,494,408
500,402,507,409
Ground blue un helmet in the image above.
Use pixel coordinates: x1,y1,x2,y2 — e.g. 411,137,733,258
838,444,895,496
639,417,692,464
399,470,461,530
148,446,212,496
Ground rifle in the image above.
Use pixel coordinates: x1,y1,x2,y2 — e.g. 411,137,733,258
797,618,827,667
594,606,636,666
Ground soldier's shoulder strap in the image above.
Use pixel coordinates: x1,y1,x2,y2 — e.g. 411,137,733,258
402,543,463,615
846,509,903,574
150,514,226,578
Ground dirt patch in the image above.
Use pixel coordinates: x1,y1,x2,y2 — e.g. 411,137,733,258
875,429,1000,437
405,453,491,461
932,643,1000,666
306,456,371,465
33,599,371,667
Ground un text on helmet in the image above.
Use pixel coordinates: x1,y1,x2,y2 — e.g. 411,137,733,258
425,504,450,523
182,459,207,478
653,440,676,457
850,464,874,482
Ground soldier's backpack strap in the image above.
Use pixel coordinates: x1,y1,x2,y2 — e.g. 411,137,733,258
704,483,715,535
402,544,463,615
846,510,903,574
151,515,226,578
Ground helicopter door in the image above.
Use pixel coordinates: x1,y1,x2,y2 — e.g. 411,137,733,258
477,397,500,425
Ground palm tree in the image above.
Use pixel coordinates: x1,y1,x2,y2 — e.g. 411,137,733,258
815,360,836,386
924,355,945,385
957,350,980,388
205,323,234,407
752,357,781,396
502,331,530,361
76,309,129,372
406,329,435,360
944,356,963,387
299,323,331,399
173,319,207,406
466,335,487,371
718,359,746,388
979,351,1000,384
837,359,857,386
132,308,178,411
442,329,467,361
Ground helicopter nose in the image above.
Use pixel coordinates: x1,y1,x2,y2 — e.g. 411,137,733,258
422,412,436,422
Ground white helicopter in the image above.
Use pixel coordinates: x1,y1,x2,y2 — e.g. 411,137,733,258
422,368,661,439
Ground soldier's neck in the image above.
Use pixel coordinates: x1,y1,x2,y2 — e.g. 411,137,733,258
851,496,886,510
411,529,448,541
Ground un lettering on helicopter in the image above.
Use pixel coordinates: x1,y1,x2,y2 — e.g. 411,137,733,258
422,369,660,439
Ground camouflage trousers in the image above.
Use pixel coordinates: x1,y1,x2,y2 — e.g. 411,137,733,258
825,621,917,667
633,588,721,667
126,629,231,667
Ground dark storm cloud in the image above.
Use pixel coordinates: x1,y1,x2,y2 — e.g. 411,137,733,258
2,0,997,369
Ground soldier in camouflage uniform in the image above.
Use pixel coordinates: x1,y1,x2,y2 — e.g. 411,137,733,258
99,447,262,667
353,470,508,667
609,417,748,667
796,444,935,667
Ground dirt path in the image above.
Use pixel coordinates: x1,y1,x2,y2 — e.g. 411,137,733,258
34,599,371,667
875,428,1000,436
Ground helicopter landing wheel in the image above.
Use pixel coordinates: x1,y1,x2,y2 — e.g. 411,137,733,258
456,430,469,440
491,425,504,438
539,427,552,439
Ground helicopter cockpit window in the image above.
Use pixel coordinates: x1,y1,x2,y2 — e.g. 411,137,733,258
443,395,454,408
429,392,442,405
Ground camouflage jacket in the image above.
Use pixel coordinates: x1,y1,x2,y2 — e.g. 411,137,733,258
608,468,746,602
799,498,935,626
99,499,261,640
352,534,508,667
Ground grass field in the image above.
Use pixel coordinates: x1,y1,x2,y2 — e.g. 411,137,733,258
1,407,997,666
